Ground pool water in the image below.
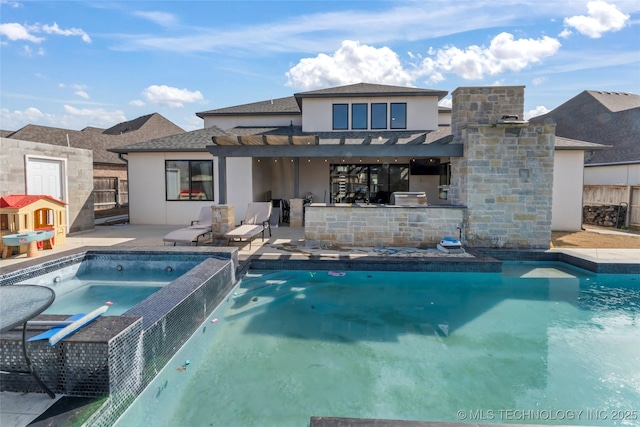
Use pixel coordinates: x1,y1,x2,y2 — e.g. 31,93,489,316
24,269,184,316
115,263,640,426
43,280,165,316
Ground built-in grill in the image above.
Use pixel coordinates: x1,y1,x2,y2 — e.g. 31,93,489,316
390,191,427,206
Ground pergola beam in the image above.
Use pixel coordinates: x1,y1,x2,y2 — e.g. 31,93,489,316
206,144,463,158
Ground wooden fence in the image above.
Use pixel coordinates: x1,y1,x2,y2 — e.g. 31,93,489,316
94,177,128,210
583,185,640,230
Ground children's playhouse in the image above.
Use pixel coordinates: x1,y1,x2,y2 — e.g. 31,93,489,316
0,195,67,258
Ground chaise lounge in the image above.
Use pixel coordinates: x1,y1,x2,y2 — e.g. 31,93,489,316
225,202,272,249
163,206,213,246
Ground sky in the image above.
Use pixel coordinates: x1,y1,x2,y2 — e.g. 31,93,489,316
1,0,639,132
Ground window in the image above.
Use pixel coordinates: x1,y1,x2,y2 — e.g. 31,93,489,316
329,163,409,204
352,103,367,129
371,103,387,129
332,104,348,130
165,160,214,201
439,162,451,186
390,103,407,129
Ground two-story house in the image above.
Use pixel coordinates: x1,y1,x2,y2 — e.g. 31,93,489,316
112,83,604,249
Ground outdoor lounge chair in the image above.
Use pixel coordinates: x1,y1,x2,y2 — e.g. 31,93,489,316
163,206,213,246
225,202,272,249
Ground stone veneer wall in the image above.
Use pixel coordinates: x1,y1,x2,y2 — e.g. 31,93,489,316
449,87,555,248
305,205,465,247
0,137,95,233
211,204,235,243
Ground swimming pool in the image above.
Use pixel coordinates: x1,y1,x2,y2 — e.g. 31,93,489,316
114,263,640,426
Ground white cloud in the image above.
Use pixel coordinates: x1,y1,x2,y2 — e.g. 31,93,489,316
41,22,91,43
558,28,572,38
0,22,91,45
75,90,90,99
532,76,548,85
424,33,561,80
62,105,127,126
525,106,550,120
286,40,416,89
1,0,22,7
0,107,45,129
133,11,177,26
438,98,452,108
563,1,629,38
0,23,44,43
129,99,146,107
141,85,204,108
287,35,561,89
0,105,127,130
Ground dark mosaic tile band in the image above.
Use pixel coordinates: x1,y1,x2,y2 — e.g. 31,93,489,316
0,248,238,427
477,248,640,274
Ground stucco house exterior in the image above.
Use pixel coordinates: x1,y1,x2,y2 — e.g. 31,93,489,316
531,90,640,229
112,83,603,248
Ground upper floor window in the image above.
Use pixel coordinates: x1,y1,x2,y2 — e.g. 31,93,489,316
390,103,407,129
332,104,348,130
371,103,387,129
351,103,367,129
165,160,214,201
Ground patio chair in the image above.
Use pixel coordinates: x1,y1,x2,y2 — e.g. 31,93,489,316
225,202,272,249
163,206,213,246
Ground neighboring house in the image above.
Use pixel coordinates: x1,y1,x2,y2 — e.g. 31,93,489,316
4,113,185,211
111,83,602,248
531,90,640,229
0,113,184,233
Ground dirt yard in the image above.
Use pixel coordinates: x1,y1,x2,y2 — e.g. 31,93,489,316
551,227,640,249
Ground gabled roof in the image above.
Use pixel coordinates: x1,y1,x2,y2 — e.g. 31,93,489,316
294,82,448,109
295,82,448,98
196,96,300,117
5,113,185,165
555,136,609,150
103,113,158,135
109,126,233,153
196,83,449,117
530,90,640,165
587,90,640,112
0,194,66,208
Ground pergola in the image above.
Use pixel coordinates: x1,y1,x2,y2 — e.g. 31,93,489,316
207,127,462,204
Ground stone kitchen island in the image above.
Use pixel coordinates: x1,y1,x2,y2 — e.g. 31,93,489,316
304,203,466,248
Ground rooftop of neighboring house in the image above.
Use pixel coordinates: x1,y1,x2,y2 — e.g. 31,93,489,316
2,113,185,165
530,90,640,165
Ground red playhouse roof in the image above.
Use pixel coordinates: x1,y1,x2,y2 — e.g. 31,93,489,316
0,194,67,208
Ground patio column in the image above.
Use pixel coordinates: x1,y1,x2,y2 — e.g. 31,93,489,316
218,156,227,204
293,158,299,198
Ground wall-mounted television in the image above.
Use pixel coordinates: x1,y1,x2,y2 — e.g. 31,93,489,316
410,158,440,175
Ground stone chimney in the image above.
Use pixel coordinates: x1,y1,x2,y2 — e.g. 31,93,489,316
451,86,525,144
448,85,555,249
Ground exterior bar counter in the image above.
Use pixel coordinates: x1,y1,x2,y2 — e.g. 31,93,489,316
304,203,466,248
